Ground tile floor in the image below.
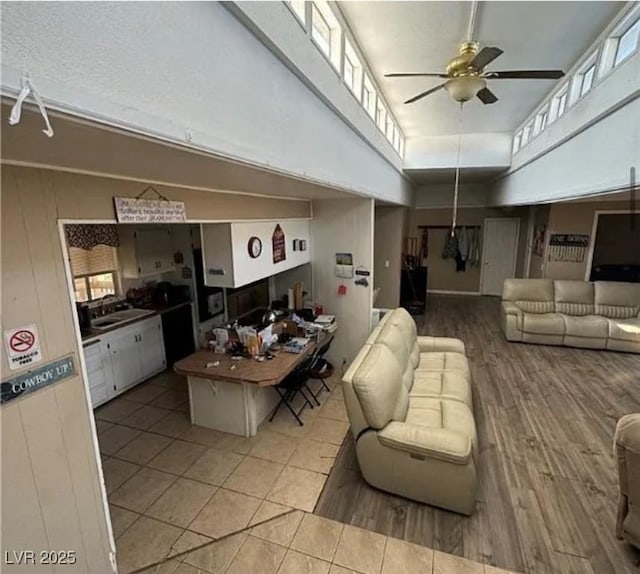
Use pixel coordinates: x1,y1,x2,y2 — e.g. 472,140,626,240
98,369,518,574
137,509,519,574
96,369,346,573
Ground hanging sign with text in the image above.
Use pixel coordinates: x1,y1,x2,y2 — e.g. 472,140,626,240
1,355,76,405
114,197,187,223
4,324,42,371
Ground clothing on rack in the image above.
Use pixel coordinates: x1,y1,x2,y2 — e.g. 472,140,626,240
442,230,458,260
421,228,429,262
468,227,480,266
458,227,470,261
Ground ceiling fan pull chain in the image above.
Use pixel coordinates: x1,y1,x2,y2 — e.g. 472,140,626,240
451,101,464,237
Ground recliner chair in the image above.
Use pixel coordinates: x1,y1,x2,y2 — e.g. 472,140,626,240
616,413,640,548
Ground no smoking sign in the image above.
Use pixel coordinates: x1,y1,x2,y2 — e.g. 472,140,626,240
4,324,42,371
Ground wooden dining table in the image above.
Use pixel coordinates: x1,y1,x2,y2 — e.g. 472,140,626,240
174,332,332,436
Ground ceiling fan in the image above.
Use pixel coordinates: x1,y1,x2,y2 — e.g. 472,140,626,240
385,41,565,105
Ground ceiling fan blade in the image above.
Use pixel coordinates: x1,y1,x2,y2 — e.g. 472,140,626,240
470,46,503,70
404,84,446,104
487,70,565,79
385,73,449,78
476,87,498,105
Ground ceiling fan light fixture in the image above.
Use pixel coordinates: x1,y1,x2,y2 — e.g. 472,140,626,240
444,76,486,102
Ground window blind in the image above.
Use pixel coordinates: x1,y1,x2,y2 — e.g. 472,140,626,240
69,245,117,277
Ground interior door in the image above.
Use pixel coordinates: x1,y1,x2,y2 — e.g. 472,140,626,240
481,218,520,296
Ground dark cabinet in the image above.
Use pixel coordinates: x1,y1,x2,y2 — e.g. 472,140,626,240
161,304,195,366
400,266,428,315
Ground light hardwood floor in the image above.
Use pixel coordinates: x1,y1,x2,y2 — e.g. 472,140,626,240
314,295,640,574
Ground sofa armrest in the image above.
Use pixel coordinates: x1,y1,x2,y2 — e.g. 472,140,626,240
501,301,521,316
416,336,465,354
377,422,472,464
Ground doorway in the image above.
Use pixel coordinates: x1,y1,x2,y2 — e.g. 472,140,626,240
586,211,640,282
480,218,520,296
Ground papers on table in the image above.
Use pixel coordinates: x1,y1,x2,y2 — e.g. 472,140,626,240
283,337,310,354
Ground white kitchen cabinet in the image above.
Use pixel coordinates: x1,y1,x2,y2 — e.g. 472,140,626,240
108,323,144,394
201,220,311,288
118,226,175,278
84,339,111,408
137,315,166,380
86,315,166,406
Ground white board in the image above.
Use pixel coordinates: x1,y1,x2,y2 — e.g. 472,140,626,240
114,197,187,223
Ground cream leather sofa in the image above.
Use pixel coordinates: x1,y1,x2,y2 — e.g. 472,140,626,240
501,279,640,353
343,308,477,515
615,414,640,548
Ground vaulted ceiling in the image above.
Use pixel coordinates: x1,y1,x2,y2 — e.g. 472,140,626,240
340,1,624,138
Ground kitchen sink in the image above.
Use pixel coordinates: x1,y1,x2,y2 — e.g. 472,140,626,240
91,308,155,330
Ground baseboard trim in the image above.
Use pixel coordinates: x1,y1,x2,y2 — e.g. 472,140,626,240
427,289,481,296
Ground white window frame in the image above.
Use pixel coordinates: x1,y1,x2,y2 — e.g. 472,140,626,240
284,0,307,28
343,37,363,101
534,108,549,136
549,84,569,124
376,99,387,132
362,74,376,118
571,52,598,103
614,17,640,67
74,271,119,303
512,132,522,154
578,63,596,97
311,0,342,71
521,122,533,146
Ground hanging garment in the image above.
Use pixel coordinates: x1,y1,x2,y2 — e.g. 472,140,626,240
455,250,466,272
473,227,481,266
458,227,470,261
442,230,458,259
421,228,429,262
468,227,479,266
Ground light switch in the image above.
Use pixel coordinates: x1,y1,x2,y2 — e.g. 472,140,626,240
384,260,390,268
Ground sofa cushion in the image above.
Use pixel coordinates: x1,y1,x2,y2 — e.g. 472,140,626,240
404,398,477,455
522,312,565,335
417,352,470,380
503,278,554,314
608,318,640,342
594,281,640,319
375,323,411,366
377,423,472,464
411,371,472,407
554,280,595,316
351,344,403,430
562,315,608,339
417,336,466,354
386,307,418,340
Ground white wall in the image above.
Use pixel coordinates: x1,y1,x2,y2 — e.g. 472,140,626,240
374,206,404,309
0,2,413,206
311,198,374,366
405,133,512,171
414,183,490,209
273,263,313,307
491,96,640,205
491,7,640,206
227,1,403,173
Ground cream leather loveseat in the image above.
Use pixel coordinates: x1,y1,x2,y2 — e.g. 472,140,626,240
343,308,477,515
501,279,640,353
615,414,640,549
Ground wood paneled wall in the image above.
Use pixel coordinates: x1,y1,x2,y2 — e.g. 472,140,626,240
0,165,312,572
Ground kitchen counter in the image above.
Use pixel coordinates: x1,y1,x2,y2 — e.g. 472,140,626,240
81,301,191,344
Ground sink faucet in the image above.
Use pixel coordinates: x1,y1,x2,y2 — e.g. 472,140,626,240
99,294,116,316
